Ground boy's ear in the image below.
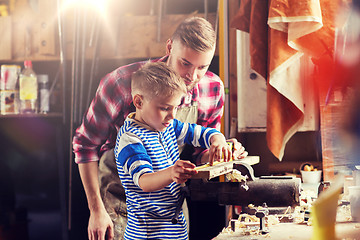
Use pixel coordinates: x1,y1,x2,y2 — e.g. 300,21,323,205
133,94,143,109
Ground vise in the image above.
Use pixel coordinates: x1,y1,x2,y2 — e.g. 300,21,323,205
171,157,301,223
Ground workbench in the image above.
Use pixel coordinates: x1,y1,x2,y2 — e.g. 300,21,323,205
214,221,360,240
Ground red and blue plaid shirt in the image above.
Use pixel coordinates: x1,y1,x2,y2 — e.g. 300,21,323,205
73,56,224,164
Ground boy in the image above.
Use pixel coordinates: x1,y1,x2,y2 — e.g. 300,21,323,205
114,62,231,239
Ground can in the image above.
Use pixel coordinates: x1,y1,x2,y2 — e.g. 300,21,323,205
1,65,21,90
0,90,19,114
0,65,20,114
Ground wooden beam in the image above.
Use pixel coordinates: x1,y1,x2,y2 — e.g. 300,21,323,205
37,0,57,56
228,0,240,137
0,16,12,60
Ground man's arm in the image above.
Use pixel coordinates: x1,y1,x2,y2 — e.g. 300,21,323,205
74,63,138,239
196,74,247,164
73,79,118,240
78,162,114,240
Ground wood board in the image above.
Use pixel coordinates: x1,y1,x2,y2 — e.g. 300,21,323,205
193,161,234,180
192,156,260,180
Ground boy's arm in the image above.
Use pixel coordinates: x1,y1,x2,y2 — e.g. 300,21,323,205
116,133,197,192
138,160,197,192
173,119,218,149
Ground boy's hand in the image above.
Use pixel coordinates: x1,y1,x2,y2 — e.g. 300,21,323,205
171,160,198,184
209,134,232,165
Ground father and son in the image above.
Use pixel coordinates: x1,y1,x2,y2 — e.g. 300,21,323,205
73,17,248,240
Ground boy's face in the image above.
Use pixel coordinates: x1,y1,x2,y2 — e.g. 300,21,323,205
166,39,215,91
135,91,184,132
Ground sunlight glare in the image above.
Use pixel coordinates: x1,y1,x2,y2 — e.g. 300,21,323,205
61,0,108,14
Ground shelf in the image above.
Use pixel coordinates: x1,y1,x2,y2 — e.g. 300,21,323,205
0,112,63,118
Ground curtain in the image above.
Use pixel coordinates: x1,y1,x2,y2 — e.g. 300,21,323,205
231,0,345,161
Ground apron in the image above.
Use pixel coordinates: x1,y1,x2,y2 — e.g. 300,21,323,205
98,100,198,239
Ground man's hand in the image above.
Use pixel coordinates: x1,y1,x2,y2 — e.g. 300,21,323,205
227,138,248,160
78,162,114,240
171,160,198,184
88,207,114,240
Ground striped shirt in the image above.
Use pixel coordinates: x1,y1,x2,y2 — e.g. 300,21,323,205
73,56,224,164
114,114,221,240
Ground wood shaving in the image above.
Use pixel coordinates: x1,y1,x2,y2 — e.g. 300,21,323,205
226,169,249,190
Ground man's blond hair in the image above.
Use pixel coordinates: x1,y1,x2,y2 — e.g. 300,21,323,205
131,62,187,100
171,17,216,52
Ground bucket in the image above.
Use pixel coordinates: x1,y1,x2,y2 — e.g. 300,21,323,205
301,170,322,184
349,186,360,221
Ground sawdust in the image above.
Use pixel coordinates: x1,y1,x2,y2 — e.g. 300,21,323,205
226,169,249,191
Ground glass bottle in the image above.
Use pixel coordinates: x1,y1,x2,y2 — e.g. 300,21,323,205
19,60,38,113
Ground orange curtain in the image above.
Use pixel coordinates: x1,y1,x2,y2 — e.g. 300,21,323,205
231,0,345,160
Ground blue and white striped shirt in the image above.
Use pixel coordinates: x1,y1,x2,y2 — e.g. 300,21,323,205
114,113,221,240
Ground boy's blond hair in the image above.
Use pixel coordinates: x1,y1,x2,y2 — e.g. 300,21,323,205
171,17,216,52
131,62,187,100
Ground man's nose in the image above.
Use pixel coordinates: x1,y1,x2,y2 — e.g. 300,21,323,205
186,68,197,81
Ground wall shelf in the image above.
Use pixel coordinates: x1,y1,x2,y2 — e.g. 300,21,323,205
0,112,63,118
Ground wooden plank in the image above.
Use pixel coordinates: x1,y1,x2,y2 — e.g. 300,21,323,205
192,156,260,180
61,12,217,61
12,0,35,60
100,13,217,59
3,0,218,62
234,156,260,166
193,161,234,180
0,16,12,60
37,0,57,55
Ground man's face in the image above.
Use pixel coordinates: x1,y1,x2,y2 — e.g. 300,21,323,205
135,92,184,132
166,40,215,91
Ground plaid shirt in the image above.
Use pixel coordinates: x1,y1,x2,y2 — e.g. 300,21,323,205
73,56,224,164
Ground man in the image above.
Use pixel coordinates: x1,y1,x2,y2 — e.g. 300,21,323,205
73,17,247,240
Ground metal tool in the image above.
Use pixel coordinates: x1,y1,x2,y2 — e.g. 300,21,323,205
255,204,270,234
188,177,300,207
